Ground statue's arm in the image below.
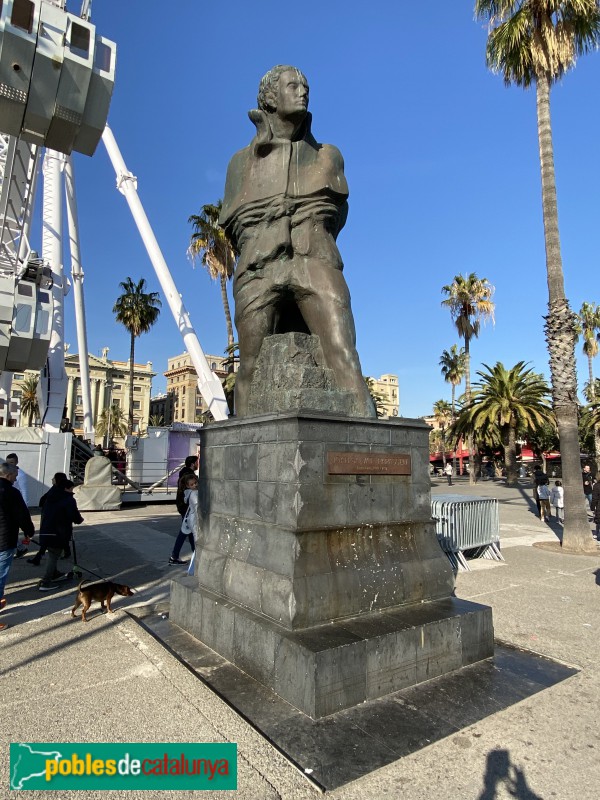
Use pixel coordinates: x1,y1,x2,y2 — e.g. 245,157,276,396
218,149,249,239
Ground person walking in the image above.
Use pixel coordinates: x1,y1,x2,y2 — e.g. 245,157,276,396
169,473,198,565
27,473,71,566
0,461,35,630
444,462,453,486
582,465,594,509
5,453,29,507
538,479,551,523
5,453,31,557
549,480,564,524
533,466,547,516
175,456,198,518
591,480,600,540
179,455,198,481
38,480,84,591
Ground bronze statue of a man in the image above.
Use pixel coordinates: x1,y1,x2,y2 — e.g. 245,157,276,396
219,65,375,418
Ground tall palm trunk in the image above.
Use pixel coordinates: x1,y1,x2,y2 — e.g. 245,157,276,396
464,336,476,484
220,272,234,350
128,331,135,435
441,427,447,469
451,384,458,477
503,422,518,486
537,73,593,552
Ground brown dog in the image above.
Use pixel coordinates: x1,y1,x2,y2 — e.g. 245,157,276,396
71,579,134,622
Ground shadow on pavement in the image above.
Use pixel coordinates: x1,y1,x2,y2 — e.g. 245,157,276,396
478,747,544,799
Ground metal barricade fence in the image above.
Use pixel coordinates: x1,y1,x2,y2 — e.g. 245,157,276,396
431,494,503,571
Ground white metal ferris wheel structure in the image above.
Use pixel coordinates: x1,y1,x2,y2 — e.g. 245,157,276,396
0,0,228,444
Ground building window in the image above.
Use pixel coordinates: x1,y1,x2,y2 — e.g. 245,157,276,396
11,0,35,34
12,390,22,399
134,386,141,392
13,373,24,380
133,401,141,410
76,394,83,405
113,383,122,390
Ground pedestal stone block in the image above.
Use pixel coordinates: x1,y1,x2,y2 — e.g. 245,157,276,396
171,577,494,718
170,412,494,718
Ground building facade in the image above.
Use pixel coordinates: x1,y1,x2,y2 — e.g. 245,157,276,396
149,392,175,426
367,373,399,418
65,350,155,444
162,352,234,424
9,349,155,446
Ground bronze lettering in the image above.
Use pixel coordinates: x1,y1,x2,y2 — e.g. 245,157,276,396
327,451,412,475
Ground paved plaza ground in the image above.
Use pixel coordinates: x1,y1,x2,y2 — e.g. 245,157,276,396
1,475,599,798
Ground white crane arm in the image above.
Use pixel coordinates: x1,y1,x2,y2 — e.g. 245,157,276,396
101,125,229,422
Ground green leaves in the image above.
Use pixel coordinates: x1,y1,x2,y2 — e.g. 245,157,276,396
187,200,237,281
441,273,495,341
452,361,554,441
113,278,161,339
475,0,600,86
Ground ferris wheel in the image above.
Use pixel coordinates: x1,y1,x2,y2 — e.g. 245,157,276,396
0,0,228,441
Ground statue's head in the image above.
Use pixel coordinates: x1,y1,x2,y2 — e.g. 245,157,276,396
257,65,309,118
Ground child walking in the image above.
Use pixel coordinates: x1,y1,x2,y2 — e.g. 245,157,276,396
169,474,198,565
549,480,564,523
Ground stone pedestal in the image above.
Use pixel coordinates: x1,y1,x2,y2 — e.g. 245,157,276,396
170,412,494,718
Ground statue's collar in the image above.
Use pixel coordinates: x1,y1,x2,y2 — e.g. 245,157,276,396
248,109,315,155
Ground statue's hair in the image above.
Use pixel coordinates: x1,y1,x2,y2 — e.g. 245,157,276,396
257,65,307,113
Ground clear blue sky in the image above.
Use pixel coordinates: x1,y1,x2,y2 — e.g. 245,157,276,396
52,1,600,417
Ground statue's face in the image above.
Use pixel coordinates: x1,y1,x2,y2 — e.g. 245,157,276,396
275,70,309,120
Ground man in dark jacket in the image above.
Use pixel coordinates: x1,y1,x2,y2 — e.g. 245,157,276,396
38,480,84,591
0,462,35,630
582,465,594,509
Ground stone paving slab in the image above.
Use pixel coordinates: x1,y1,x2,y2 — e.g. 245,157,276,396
1,483,599,798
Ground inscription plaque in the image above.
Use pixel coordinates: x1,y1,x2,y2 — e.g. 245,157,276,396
327,451,412,476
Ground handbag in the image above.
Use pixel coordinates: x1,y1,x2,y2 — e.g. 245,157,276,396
180,506,193,535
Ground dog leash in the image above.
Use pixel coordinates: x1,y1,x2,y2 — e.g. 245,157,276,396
26,534,110,583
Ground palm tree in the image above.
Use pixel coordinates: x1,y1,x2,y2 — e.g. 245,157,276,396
433,399,453,468
452,362,554,486
440,344,467,474
475,0,600,551
113,278,161,434
581,401,600,443
20,375,39,427
441,273,495,482
576,302,600,398
583,378,600,404
188,201,237,351
148,414,165,427
440,345,467,417
576,301,600,467
96,405,128,447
